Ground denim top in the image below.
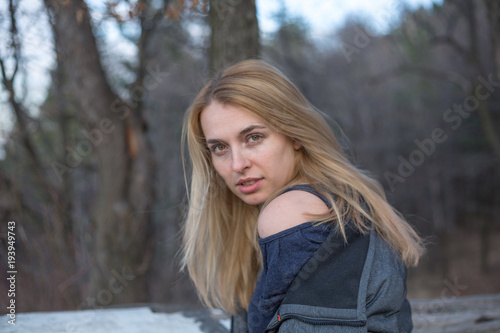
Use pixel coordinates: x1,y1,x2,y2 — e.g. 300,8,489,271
247,185,332,332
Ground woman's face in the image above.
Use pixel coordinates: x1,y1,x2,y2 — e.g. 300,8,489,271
200,101,301,206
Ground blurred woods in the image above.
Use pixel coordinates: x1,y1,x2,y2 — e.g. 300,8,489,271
0,0,499,312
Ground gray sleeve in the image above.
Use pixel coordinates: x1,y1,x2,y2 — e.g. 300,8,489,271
365,239,413,333
231,310,248,333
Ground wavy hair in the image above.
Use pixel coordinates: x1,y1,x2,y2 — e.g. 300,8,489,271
181,59,424,314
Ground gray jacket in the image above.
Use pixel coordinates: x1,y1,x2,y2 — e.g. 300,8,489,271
232,224,412,332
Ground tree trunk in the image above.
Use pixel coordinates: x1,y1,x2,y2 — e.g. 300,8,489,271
485,0,500,78
209,0,260,73
45,0,155,305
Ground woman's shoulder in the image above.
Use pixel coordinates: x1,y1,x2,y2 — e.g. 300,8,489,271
257,187,330,239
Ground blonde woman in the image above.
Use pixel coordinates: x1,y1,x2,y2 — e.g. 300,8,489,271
181,59,424,332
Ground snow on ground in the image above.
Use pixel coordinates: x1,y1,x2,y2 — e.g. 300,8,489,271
0,306,231,333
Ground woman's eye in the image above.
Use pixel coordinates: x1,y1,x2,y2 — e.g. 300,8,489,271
247,134,262,143
211,144,226,154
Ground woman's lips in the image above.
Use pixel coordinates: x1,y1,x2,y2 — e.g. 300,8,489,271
238,178,263,194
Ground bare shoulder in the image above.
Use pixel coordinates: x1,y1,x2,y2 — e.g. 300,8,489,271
258,189,329,238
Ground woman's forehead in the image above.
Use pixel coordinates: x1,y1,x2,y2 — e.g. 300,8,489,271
200,102,268,137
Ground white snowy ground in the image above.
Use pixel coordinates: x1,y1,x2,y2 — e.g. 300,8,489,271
0,306,231,333
4,294,500,332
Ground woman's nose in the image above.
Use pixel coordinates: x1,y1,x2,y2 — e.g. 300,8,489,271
231,148,251,173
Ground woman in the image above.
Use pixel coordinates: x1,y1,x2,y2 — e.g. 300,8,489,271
181,59,424,332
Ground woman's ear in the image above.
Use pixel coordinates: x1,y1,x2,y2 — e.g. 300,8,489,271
292,139,302,151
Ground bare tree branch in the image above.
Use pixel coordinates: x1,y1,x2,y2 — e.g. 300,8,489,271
410,3,471,63
429,35,468,58
368,64,471,92
0,2,58,193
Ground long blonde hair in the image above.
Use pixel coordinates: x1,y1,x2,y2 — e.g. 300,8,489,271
181,59,424,314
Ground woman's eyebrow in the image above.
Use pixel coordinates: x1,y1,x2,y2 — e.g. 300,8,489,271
238,125,266,138
205,125,267,145
206,138,224,145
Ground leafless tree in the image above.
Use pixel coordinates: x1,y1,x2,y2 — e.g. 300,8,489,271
44,0,156,304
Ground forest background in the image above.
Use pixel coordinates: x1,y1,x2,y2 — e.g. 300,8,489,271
0,0,499,313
